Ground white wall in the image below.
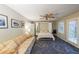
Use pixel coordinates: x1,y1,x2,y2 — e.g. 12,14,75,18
0,5,27,42
25,22,34,35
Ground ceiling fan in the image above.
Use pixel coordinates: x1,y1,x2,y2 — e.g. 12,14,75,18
40,13,55,20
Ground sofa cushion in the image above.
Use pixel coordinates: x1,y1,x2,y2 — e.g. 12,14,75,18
0,40,18,54
17,37,34,54
24,34,32,38
14,34,32,45
13,35,27,45
0,43,4,50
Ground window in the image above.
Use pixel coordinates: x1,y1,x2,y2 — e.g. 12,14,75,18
68,20,77,44
58,21,64,33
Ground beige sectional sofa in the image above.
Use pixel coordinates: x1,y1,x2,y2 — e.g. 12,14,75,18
0,34,35,54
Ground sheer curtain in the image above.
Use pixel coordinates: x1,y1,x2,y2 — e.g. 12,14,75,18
48,23,52,33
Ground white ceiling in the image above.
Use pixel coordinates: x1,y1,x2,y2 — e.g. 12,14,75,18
6,4,79,21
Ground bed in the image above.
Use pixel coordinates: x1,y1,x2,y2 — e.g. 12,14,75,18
37,32,55,41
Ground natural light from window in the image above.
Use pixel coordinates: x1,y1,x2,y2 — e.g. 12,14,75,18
58,21,64,33
68,20,77,44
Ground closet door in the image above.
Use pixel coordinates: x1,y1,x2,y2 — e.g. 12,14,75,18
68,19,77,44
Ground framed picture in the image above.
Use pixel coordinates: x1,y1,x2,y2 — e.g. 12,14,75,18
0,14,8,29
11,19,21,28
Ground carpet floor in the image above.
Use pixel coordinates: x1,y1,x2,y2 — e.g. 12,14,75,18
31,36,79,54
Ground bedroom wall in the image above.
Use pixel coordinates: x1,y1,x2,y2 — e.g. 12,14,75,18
56,11,79,48
0,5,27,42
25,22,35,35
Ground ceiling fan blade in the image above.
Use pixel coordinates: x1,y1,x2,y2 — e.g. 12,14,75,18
40,12,56,20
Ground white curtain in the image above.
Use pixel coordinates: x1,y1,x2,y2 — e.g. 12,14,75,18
48,23,52,33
